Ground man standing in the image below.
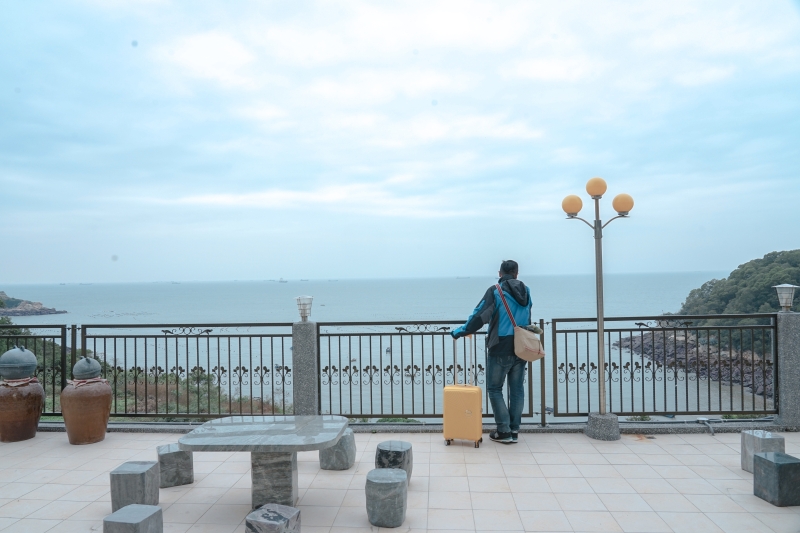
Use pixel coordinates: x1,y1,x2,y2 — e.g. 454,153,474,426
451,260,533,444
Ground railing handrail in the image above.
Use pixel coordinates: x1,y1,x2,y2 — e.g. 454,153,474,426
81,322,294,329
318,320,467,326
552,313,778,323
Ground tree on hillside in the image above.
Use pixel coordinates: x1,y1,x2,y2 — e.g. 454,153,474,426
679,250,800,316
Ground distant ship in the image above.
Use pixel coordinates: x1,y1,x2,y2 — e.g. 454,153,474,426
300,279,309,281
279,278,288,283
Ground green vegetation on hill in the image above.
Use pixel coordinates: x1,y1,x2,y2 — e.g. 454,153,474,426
678,250,800,316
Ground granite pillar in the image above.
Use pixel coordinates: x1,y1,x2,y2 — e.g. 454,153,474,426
741,430,785,473
775,312,800,430
157,443,194,488
103,504,163,533
585,412,621,441
753,452,800,507
366,468,408,528
245,503,301,533
251,451,298,509
292,321,319,416
109,461,159,512
375,440,413,481
320,428,356,470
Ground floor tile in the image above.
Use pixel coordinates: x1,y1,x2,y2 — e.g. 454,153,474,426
511,492,559,512
707,511,781,533
517,510,572,532
611,511,671,532
470,492,518,511
657,511,724,533
563,510,622,532
752,512,800,533
641,493,699,512
598,494,652,512
546,477,594,494
429,491,473,510
427,508,475,530
556,493,606,511
585,478,635,494
473,509,524,531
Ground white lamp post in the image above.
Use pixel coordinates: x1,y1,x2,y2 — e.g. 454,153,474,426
562,178,634,440
296,296,313,322
773,284,798,312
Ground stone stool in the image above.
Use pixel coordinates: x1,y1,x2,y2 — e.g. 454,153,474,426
741,430,785,473
375,440,413,481
103,504,162,533
110,461,159,512
245,503,301,533
754,452,800,507
157,443,194,488
366,468,407,528
319,428,356,470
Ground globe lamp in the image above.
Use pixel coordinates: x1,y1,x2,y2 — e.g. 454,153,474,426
562,195,583,217
612,193,634,216
586,177,607,198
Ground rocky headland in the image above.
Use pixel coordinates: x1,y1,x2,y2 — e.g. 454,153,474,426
0,291,66,316
614,330,774,398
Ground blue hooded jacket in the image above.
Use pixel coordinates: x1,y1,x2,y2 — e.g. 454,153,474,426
452,275,532,353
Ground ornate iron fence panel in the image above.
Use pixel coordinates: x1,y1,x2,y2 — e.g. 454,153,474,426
317,321,546,422
551,314,778,417
82,323,293,418
0,324,69,415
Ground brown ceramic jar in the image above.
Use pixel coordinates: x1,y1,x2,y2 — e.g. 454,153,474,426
0,382,44,442
60,381,112,445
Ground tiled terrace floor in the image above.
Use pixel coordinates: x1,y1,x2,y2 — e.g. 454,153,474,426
0,430,799,533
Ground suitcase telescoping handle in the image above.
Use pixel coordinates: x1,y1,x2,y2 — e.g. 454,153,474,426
452,335,475,386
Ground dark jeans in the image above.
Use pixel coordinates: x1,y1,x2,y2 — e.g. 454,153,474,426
486,345,526,434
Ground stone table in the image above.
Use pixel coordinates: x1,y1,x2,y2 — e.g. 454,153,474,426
179,415,348,509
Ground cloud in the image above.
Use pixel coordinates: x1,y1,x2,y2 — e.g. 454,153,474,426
170,181,475,218
673,66,736,87
156,31,256,88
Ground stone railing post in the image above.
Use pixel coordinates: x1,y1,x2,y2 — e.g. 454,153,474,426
292,321,319,416
775,312,800,430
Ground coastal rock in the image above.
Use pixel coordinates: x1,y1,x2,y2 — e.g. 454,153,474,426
614,330,774,398
0,291,66,316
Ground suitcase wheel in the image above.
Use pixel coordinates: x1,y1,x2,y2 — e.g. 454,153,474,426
445,439,452,446
474,441,480,448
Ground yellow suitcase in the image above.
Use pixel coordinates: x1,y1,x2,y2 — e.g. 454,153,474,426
443,337,483,448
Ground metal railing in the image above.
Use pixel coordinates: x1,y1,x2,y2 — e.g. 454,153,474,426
81,323,293,418
317,321,547,423
551,314,777,417
1,314,781,423
0,324,69,415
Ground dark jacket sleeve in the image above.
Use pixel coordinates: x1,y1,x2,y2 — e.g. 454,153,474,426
452,287,496,338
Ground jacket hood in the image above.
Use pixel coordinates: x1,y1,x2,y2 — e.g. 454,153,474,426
498,276,529,306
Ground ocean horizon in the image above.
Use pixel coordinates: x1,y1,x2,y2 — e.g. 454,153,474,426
5,271,726,327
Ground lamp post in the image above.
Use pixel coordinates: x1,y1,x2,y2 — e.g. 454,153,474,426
773,284,798,312
562,177,634,441
296,296,313,322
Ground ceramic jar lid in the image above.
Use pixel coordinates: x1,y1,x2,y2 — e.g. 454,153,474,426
0,346,38,380
72,357,102,380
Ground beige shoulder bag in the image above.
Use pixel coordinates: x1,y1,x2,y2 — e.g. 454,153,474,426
495,284,545,362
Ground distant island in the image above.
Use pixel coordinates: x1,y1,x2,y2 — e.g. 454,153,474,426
0,291,66,316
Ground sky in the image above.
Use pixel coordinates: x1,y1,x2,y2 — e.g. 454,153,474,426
2,1,800,283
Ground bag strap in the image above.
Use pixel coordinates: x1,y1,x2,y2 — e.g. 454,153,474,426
495,283,518,328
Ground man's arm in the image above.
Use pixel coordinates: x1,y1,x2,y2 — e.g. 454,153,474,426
451,287,495,338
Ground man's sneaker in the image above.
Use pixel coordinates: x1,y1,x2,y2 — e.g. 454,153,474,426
489,430,513,444
511,432,519,443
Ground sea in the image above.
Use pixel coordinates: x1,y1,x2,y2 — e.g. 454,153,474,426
8,272,762,420
4,272,723,327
